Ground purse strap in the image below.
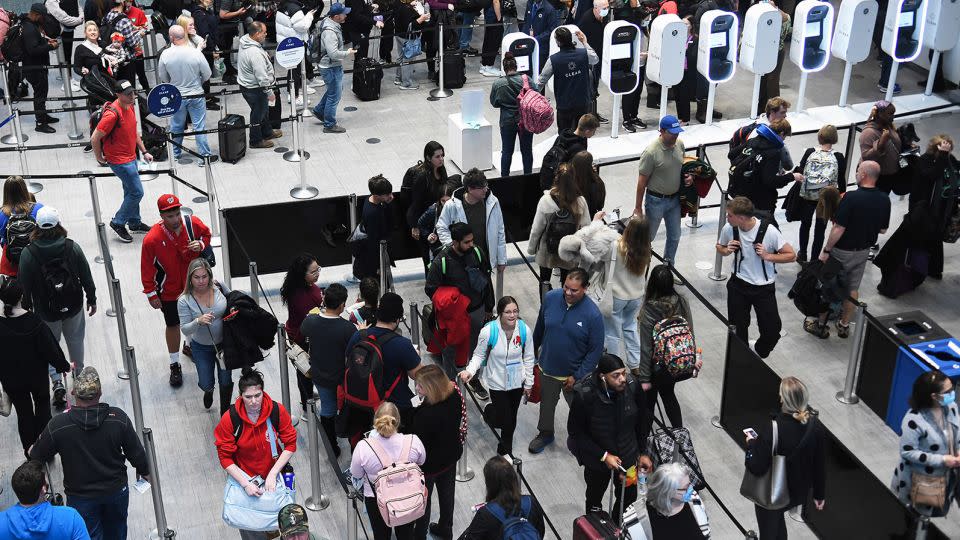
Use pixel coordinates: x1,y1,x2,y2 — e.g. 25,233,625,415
771,419,779,455
191,292,221,355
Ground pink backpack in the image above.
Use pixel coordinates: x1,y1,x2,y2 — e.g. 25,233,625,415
518,74,554,134
364,435,427,527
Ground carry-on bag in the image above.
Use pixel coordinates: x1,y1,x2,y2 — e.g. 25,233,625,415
218,113,246,164
572,469,625,540
647,403,707,490
438,52,466,89
352,57,384,101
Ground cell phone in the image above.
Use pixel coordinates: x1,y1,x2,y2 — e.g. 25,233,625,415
603,208,621,225
743,428,758,439
133,478,151,494
250,475,265,488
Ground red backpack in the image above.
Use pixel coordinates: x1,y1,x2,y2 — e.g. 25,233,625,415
343,330,401,411
517,75,554,134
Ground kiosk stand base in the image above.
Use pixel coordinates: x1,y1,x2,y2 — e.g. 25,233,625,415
447,113,493,172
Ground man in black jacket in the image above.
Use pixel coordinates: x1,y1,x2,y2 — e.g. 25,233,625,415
29,366,149,539
22,4,60,133
539,113,599,190
728,119,803,219
568,353,652,523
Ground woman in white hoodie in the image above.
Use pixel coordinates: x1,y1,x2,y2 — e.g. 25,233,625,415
460,296,535,457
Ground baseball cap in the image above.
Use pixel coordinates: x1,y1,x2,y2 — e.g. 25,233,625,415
30,3,47,15
328,3,352,16
376,292,404,323
36,206,61,229
75,366,102,400
157,194,182,212
118,80,135,94
278,504,309,537
659,115,684,135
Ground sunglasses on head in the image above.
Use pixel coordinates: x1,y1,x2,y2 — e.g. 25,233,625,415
875,100,891,111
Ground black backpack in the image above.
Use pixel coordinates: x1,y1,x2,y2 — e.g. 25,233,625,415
89,101,121,137
27,240,84,320
727,121,758,160
5,203,36,265
99,12,127,49
731,217,773,281
343,330,401,411
0,11,25,63
544,195,577,255
726,139,764,199
539,144,567,190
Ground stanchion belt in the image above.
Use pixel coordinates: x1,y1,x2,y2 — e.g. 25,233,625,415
0,140,90,152
651,250,730,326
168,172,209,198
0,170,173,179
0,113,16,129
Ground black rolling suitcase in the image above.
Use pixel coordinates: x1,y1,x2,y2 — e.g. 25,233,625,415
219,114,246,164
352,58,383,101
269,88,283,129
438,52,466,88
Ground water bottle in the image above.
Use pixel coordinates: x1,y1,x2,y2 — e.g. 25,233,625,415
282,464,295,491
638,471,648,503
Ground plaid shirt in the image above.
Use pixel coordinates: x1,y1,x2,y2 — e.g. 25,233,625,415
247,0,280,16
103,11,143,55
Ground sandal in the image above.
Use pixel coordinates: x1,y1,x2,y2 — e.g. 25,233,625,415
804,319,830,339
836,322,851,339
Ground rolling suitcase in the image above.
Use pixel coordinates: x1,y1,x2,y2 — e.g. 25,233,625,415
352,57,383,101
219,114,246,164
439,52,466,89
573,470,625,540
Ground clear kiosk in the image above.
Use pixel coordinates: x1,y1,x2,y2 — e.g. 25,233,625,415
602,21,643,138
501,32,540,79
832,0,879,107
647,14,688,120
696,10,738,126
740,3,783,119
881,0,928,101
789,0,835,112
921,0,960,95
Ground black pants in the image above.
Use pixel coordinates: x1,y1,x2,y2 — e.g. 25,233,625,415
380,17,395,61
414,465,456,539
365,496,415,540
556,105,586,133
347,30,371,59
877,172,899,195
61,29,76,65
220,25,240,74
23,67,49,118
755,505,788,540
115,62,137,86
583,466,637,524
480,21,503,67
8,379,52,453
539,266,569,288
488,388,524,455
621,65,645,121
797,198,826,260
133,57,150,91
727,277,782,359
675,66,696,122
644,368,682,430
758,49,786,118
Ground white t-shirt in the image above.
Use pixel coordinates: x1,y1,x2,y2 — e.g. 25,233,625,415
719,219,786,286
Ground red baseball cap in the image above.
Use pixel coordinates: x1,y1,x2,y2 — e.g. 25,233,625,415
157,194,182,212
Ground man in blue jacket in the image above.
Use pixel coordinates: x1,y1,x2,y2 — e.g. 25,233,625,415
529,268,605,454
0,460,90,539
521,0,561,73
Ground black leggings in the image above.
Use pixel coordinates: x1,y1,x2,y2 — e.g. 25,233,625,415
365,496,415,540
645,368,682,430
797,198,827,260
755,505,788,540
488,388,524,456
539,266,569,288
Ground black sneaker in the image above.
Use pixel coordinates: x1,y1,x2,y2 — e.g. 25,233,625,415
169,362,184,387
622,120,637,133
461,46,479,56
128,222,151,234
203,389,214,409
528,431,555,454
52,381,67,409
35,124,56,134
468,378,489,400
596,113,609,124
110,222,133,243
83,143,92,153
630,117,647,129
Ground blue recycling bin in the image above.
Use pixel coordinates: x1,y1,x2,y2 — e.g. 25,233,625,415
885,337,960,434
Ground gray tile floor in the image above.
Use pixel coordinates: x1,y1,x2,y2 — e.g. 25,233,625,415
2,4,960,538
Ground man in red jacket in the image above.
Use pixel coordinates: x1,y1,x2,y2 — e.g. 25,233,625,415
140,194,211,387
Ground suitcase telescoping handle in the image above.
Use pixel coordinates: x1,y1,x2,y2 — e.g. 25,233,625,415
607,466,628,537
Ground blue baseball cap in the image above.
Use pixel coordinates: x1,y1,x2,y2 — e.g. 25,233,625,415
328,3,351,16
659,115,684,134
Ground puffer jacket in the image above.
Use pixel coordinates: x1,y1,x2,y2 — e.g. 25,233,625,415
568,371,648,471
527,191,590,270
221,290,279,369
425,285,471,367
276,0,314,41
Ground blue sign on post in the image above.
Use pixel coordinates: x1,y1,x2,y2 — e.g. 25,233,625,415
147,84,182,118
276,37,306,68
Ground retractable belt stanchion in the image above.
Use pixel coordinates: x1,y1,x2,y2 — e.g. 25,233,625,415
277,325,297,426
87,174,111,265
249,261,260,306
304,399,331,511
0,62,28,144
216,209,230,286
836,301,867,404
204,155,221,239
287,67,318,200
283,75,301,163
56,47,84,140
347,495,360,540
124,345,146,442
455,376,475,482
143,427,177,539
430,21,454,99
111,278,132,380
410,302,421,352
707,193,729,281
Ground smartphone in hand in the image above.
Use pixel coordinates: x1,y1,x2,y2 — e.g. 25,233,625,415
743,428,758,440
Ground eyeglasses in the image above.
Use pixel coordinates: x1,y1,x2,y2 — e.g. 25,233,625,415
501,309,520,315
307,267,321,276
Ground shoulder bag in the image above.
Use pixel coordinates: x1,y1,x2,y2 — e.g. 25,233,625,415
222,416,295,530
740,419,791,510
401,23,422,59
192,292,226,371
286,338,312,378
910,416,953,509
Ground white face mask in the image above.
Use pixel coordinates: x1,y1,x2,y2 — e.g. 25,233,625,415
599,8,609,16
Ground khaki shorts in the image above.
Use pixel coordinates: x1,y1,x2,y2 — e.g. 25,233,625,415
831,247,870,294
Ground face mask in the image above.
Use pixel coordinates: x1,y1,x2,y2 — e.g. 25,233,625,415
681,485,695,503
599,8,609,16
941,390,956,406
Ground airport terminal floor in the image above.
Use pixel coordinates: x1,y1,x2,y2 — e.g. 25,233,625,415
2,0,960,538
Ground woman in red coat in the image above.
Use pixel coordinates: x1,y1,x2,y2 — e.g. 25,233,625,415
214,368,298,540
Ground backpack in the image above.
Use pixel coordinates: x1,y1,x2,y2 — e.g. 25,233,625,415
538,143,567,190
26,240,84,321
731,217,773,281
727,121,758,160
544,195,577,255
484,319,528,364
343,330,401,411
651,316,697,381
89,102,121,138
228,401,281,444
486,496,541,540
726,140,763,198
363,435,428,527
5,203,37,264
0,11,25,63
517,75,553,135
99,12,128,49
420,303,436,346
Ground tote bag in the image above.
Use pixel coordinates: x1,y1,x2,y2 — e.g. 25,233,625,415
740,420,790,510
222,418,294,530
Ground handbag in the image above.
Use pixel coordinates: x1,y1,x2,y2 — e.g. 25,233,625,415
286,340,312,378
221,417,294,530
401,24,422,59
740,420,791,510
192,294,226,371
910,418,953,509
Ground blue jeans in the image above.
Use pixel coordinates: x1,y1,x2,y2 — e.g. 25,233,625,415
459,12,477,49
170,97,212,158
68,486,129,540
108,160,143,227
314,66,343,128
314,384,338,417
191,340,232,392
605,297,642,370
644,192,681,263
240,87,273,144
500,122,534,175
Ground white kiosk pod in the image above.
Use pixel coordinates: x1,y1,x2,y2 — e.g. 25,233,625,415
921,0,960,95
501,32,540,79
547,25,587,93
789,0,835,112
602,20,643,138
697,10,738,126
881,0,928,101
740,3,782,119
646,14,688,120
832,0,879,107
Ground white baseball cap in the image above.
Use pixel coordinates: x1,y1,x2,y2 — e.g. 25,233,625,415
36,206,60,229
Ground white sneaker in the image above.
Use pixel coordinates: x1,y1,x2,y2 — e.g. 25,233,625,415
70,80,81,92
308,78,325,88
295,95,304,108
305,85,316,95
479,65,499,77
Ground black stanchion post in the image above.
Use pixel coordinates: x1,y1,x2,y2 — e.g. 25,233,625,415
836,301,866,405
55,47,83,141
304,399,331,511
430,21,453,99
111,278,132,380
0,62,29,145
144,30,157,74
143,427,177,539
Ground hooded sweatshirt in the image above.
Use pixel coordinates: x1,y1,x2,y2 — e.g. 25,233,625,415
237,34,275,92
737,124,795,212
435,187,508,268
0,309,69,394
18,237,96,322
214,393,298,480
0,502,89,540
29,403,149,498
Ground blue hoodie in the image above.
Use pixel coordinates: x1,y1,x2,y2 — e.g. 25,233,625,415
532,288,605,380
0,502,89,540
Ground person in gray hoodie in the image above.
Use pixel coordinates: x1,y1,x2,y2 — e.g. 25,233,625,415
238,21,282,148
310,3,356,133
